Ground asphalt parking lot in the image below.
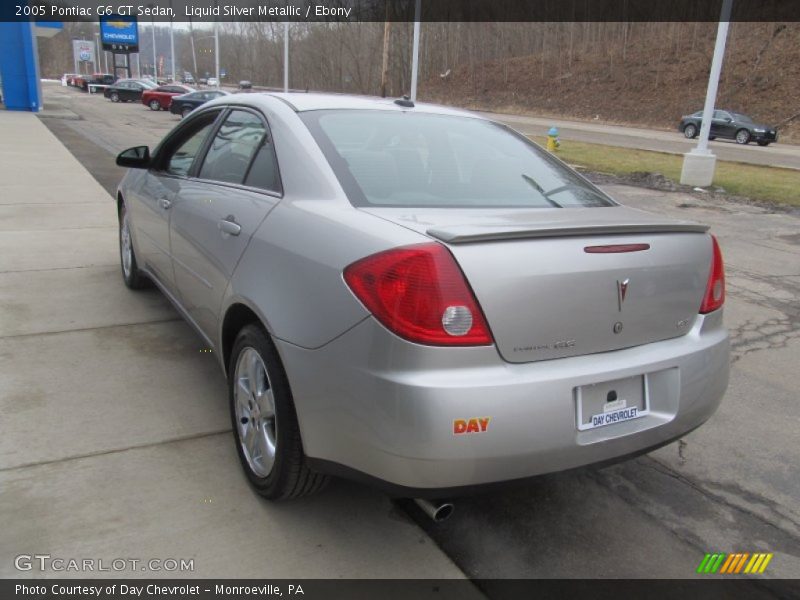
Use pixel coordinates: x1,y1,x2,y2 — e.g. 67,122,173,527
2,83,799,585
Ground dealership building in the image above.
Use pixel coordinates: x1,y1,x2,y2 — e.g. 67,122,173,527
0,21,63,111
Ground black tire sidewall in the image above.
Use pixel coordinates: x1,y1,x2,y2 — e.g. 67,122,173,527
119,203,145,289
228,324,301,498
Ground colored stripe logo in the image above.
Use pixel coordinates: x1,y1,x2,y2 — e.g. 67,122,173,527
697,552,773,574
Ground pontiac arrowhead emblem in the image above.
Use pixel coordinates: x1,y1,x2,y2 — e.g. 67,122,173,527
617,278,630,311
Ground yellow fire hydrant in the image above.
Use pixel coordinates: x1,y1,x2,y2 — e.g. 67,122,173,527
546,127,560,152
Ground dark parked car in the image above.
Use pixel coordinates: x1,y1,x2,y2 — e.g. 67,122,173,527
104,79,158,103
169,89,230,117
679,110,778,146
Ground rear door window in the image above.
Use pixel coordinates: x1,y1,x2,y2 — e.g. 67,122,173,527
198,110,266,185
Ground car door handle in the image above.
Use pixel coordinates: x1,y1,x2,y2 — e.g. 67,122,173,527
159,197,172,209
219,218,241,236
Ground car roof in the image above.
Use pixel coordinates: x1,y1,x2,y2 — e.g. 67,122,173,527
243,92,483,119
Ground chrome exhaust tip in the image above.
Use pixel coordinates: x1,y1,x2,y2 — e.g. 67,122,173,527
413,498,454,522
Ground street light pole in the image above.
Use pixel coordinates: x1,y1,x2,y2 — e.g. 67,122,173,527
410,0,421,102
94,32,101,72
214,20,220,87
169,0,175,82
283,21,289,92
189,17,198,77
150,12,157,78
680,0,733,187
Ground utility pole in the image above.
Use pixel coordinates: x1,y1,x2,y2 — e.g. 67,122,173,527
283,21,289,92
409,0,421,102
680,0,733,187
380,2,391,97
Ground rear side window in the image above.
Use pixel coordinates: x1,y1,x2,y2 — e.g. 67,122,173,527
244,133,281,193
302,110,614,209
199,110,265,185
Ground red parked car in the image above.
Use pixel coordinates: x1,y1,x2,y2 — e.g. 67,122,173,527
141,85,195,111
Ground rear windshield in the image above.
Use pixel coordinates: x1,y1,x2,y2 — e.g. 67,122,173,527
301,110,615,209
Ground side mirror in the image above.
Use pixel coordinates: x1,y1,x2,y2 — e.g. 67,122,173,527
725,117,732,123
116,146,150,169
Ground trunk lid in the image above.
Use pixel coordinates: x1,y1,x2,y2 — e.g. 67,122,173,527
360,206,712,362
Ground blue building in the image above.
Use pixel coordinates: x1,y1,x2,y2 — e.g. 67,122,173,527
0,21,63,111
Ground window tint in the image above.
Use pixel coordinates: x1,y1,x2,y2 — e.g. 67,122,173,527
165,121,216,176
302,111,613,209
244,134,281,193
199,110,266,185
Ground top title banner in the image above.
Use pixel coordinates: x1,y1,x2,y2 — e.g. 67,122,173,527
5,0,798,23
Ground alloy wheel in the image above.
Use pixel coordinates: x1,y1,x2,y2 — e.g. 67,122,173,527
234,347,278,478
120,211,132,279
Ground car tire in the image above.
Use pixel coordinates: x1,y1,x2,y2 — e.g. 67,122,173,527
119,202,149,290
709,136,716,141
757,141,770,147
735,129,751,144
181,106,192,119
149,99,161,111
228,323,329,500
683,123,698,138
110,92,120,103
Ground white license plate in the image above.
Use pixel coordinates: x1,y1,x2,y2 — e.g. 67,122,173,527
575,374,648,431
586,406,642,430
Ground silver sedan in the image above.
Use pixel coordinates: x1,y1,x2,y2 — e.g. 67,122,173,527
115,93,729,500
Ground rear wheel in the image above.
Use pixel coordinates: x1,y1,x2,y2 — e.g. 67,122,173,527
735,129,751,144
683,123,698,138
119,203,148,289
110,92,120,103
757,140,770,147
149,99,161,111
229,324,329,500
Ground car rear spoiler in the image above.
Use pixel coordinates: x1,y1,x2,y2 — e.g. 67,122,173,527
427,221,709,244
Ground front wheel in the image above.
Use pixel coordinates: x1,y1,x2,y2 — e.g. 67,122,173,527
119,203,148,289
735,129,751,144
181,106,192,119
683,123,698,139
228,324,329,500
757,140,770,147
110,92,120,103
149,99,161,111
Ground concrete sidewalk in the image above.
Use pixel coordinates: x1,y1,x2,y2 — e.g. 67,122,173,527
0,111,469,581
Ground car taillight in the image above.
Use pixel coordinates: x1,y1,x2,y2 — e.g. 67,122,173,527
344,243,493,346
700,235,725,314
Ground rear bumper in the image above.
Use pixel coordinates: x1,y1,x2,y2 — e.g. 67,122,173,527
277,310,729,491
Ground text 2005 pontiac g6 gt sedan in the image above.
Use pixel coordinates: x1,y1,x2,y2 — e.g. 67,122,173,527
115,93,728,500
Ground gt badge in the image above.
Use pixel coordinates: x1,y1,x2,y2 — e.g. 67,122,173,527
453,417,491,435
